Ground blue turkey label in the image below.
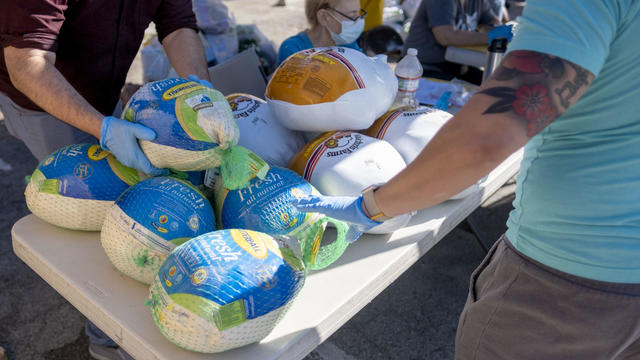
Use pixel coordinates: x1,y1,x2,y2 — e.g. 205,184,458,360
123,78,229,151
36,144,137,201
218,167,312,235
158,229,305,320
115,177,215,243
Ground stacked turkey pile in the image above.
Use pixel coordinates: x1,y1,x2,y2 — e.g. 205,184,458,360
24,47,475,354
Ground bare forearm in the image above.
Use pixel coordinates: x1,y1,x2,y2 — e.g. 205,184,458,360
375,96,523,217
375,50,595,217
433,27,489,47
162,28,210,81
4,47,104,138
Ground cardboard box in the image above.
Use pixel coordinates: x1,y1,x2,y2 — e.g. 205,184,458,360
208,47,267,99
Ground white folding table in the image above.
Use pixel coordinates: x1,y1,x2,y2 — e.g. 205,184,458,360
444,45,487,69
12,149,523,360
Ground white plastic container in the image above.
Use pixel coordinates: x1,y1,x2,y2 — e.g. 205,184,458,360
392,48,423,109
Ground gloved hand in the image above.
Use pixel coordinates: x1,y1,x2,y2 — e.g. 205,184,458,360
99,116,168,176
488,24,514,44
291,195,381,235
187,74,214,89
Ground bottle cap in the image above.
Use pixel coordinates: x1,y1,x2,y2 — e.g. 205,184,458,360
407,48,418,56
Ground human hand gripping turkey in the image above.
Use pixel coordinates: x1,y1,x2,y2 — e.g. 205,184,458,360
99,116,168,176
290,194,381,243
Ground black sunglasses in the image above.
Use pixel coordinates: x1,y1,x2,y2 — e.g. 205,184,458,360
328,7,367,22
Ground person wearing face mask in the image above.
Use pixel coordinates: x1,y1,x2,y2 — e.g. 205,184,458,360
276,0,365,67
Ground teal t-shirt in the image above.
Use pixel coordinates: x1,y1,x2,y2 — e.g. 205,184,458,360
505,0,640,283
276,31,362,67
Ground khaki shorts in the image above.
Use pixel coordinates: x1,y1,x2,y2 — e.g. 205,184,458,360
0,92,97,162
456,235,640,360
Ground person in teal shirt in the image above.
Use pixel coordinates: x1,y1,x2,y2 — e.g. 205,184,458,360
292,0,640,358
276,0,364,67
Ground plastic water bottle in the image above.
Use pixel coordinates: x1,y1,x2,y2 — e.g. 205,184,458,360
392,48,423,109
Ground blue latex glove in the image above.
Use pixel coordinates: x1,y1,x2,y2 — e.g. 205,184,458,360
99,116,168,176
434,91,452,110
488,24,514,44
187,74,214,89
291,195,381,242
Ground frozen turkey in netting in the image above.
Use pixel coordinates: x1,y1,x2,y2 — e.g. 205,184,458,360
214,166,354,269
123,78,268,189
148,229,305,352
288,131,412,234
365,107,479,199
266,47,397,132
226,93,305,167
25,144,139,231
101,176,216,284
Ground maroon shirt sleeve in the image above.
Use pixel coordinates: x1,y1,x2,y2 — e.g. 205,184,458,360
0,0,68,52
154,0,199,42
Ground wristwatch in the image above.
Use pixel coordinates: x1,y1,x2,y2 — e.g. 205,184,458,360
361,185,392,222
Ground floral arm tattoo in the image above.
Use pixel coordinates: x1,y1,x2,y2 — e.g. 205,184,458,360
479,50,594,137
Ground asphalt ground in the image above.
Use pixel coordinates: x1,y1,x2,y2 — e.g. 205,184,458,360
0,0,518,358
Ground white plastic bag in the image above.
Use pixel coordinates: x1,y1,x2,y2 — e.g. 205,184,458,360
142,31,239,82
202,30,239,65
141,36,171,83
192,0,233,34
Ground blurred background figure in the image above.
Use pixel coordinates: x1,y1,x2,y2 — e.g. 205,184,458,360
359,24,405,62
488,0,509,22
277,0,365,66
404,0,500,84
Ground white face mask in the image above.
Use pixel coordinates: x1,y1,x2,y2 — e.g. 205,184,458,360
328,13,364,45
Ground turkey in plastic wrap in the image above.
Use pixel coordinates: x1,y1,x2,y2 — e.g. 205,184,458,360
148,229,305,353
101,176,216,284
226,93,305,167
265,47,397,132
213,166,357,270
25,144,139,231
123,78,268,189
288,131,411,234
365,107,479,199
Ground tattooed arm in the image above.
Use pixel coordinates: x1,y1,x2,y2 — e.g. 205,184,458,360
478,50,593,137
373,50,595,217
